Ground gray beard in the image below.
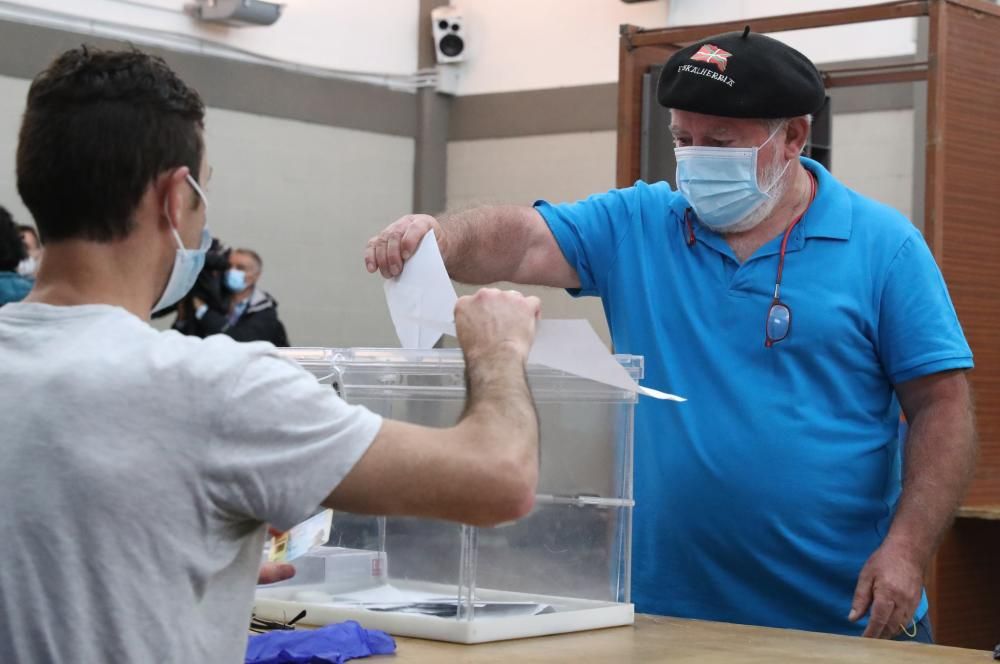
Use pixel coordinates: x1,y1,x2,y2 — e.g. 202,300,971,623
717,159,792,235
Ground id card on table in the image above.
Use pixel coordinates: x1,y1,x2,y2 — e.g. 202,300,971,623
268,509,334,562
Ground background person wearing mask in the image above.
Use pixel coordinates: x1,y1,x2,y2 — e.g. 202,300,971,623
0,46,542,663
17,223,42,278
189,247,289,346
366,30,976,643
0,206,33,305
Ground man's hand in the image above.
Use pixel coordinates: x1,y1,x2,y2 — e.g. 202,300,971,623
365,214,442,278
455,288,541,363
849,539,925,638
257,562,295,585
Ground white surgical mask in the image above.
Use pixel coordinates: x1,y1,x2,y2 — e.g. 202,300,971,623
152,174,210,314
674,126,791,232
17,256,38,278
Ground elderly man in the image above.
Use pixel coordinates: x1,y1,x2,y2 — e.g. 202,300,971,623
366,30,976,641
1,47,542,663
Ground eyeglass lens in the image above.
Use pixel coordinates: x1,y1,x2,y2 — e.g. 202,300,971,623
767,302,791,343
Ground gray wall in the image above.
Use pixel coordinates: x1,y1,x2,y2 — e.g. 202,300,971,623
0,75,33,230
0,5,425,348
447,131,618,343
0,72,414,347
202,108,414,347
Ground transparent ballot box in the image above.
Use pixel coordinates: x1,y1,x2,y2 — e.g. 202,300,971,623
254,348,638,643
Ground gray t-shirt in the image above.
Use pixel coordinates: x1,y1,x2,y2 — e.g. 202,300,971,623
0,303,382,663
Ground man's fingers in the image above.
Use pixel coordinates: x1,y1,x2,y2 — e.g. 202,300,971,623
526,295,542,320
888,594,920,640
385,231,403,277
257,562,295,585
399,217,430,260
364,240,377,273
848,570,874,623
862,596,894,639
374,235,392,279
883,604,911,640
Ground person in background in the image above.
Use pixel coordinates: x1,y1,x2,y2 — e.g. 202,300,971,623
18,223,42,278
190,247,289,346
0,207,33,305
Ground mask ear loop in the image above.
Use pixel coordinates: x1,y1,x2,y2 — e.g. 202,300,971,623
186,173,209,209
161,192,186,251
164,171,209,251
900,620,918,638
756,123,794,196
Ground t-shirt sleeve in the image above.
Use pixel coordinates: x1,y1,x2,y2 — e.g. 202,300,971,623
877,232,974,385
534,185,645,298
207,352,383,531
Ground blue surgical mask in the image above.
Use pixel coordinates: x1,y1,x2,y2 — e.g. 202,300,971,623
225,268,247,293
674,126,790,231
152,174,210,314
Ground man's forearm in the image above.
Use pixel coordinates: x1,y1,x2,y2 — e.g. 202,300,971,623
438,205,539,284
886,395,976,565
461,345,539,473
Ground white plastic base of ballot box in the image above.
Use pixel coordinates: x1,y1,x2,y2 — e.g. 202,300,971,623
253,581,635,644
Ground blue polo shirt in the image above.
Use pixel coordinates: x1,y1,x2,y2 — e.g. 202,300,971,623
536,157,973,635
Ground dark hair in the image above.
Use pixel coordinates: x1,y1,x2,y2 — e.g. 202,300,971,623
17,224,40,249
16,46,205,244
234,248,263,273
0,207,27,272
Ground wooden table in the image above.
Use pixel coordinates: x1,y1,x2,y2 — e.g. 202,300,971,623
383,615,992,662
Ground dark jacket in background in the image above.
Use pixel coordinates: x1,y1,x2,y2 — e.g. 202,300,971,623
0,272,33,306
178,288,290,347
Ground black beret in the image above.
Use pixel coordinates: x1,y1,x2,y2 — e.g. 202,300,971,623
657,27,825,119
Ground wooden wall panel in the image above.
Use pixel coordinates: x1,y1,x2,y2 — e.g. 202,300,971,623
928,518,1000,649
926,0,1000,506
616,30,674,188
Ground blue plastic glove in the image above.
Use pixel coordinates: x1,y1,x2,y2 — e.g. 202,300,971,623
245,620,396,664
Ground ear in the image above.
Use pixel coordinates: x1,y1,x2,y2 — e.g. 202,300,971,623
782,117,811,160
160,166,192,231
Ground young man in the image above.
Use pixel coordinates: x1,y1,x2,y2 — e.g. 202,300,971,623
0,47,542,662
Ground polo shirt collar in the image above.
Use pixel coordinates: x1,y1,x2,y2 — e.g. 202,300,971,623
800,157,852,241
670,155,853,250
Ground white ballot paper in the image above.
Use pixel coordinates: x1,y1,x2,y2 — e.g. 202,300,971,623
383,231,684,402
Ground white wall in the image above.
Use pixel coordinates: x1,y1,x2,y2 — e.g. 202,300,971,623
448,0,669,95
1,0,420,75
668,0,918,65
447,0,917,97
832,109,915,221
